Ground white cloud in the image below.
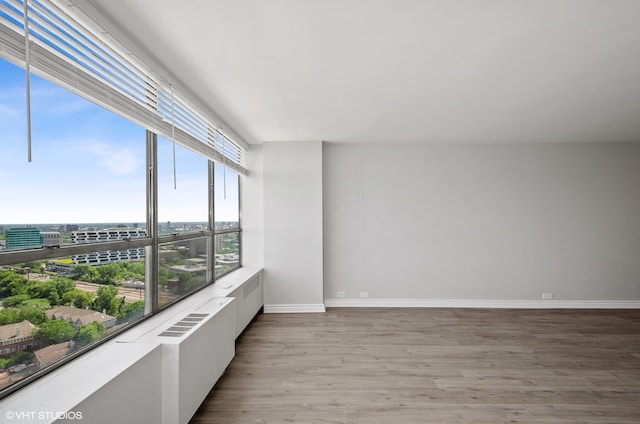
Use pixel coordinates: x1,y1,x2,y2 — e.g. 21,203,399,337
0,103,22,117
82,141,142,175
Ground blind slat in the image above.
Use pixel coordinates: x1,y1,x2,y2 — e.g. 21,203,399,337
0,0,247,175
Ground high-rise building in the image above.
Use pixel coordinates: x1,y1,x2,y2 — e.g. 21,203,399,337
71,228,147,265
5,228,42,250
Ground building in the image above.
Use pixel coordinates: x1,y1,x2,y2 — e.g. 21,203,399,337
46,259,74,275
5,228,42,250
71,228,146,265
33,342,74,369
45,306,116,330
41,232,62,247
0,321,36,357
5,229,61,250
71,228,147,244
168,258,207,275
1,1,640,423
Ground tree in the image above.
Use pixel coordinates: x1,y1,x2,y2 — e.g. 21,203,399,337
74,321,105,346
0,352,34,371
118,300,144,322
20,298,52,310
26,281,60,306
70,264,98,282
0,309,20,325
122,261,145,281
176,273,204,295
18,305,47,325
92,285,119,315
95,263,124,285
35,320,76,344
2,294,31,308
158,266,175,287
61,289,94,309
0,270,28,297
52,278,75,298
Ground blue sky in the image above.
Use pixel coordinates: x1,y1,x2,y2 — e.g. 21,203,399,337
0,58,239,225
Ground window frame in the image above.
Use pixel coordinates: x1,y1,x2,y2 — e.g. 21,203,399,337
0,128,243,398
213,163,242,280
1,0,248,398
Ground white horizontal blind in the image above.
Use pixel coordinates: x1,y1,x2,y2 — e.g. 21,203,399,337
0,0,247,175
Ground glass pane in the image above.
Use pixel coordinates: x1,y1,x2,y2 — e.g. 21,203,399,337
214,163,239,231
157,137,208,236
0,59,146,252
0,253,146,391
0,58,147,393
215,232,240,278
158,237,209,308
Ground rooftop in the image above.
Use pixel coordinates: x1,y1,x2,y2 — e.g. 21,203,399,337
45,306,116,327
0,320,35,343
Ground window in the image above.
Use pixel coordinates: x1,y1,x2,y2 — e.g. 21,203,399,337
214,163,241,277
0,59,148,393
1,0,246,397
0,57,244,396
157,137,208,236
158,238,209,308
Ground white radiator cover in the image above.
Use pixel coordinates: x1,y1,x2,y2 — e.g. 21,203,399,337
228,272,263,338
136,297,236,424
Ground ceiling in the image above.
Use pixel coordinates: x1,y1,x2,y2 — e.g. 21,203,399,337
90,0,640,145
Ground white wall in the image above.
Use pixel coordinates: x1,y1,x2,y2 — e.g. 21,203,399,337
324,142,640,305
263,141,325,312
242,144,264,269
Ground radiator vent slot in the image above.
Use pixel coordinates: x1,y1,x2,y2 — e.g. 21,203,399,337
158,313,209,337
243,275,260,299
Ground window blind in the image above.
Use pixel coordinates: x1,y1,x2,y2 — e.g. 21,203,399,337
0,0,247,175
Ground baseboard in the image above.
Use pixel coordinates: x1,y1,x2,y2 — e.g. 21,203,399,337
324,298,640,309
264,304,327,313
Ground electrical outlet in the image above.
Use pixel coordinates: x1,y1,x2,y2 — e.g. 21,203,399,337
542,292,553,300
359,291,369,298
336,291,345,298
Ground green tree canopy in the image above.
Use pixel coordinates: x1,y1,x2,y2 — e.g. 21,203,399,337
17,305,47,325
176,273,204,295
70,264,98,282
1,294,31,308
35,320,76,344
95,263,125,285
20,298,52,310
26,281,63,306
0,270,28,297
0,305,47,325
74,321,105,346
122,261,145,281
92,285,121,315
52,278,75,298
118,300,144,322
0,352,34,371
0,308,20,325
61,289,94,309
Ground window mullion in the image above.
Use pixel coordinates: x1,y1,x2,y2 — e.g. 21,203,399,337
145,130,158,314
208,160,215,283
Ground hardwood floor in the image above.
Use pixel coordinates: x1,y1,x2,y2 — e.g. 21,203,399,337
190,308,640,423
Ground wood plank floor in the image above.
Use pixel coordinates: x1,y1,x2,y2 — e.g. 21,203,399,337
190,308,640,424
